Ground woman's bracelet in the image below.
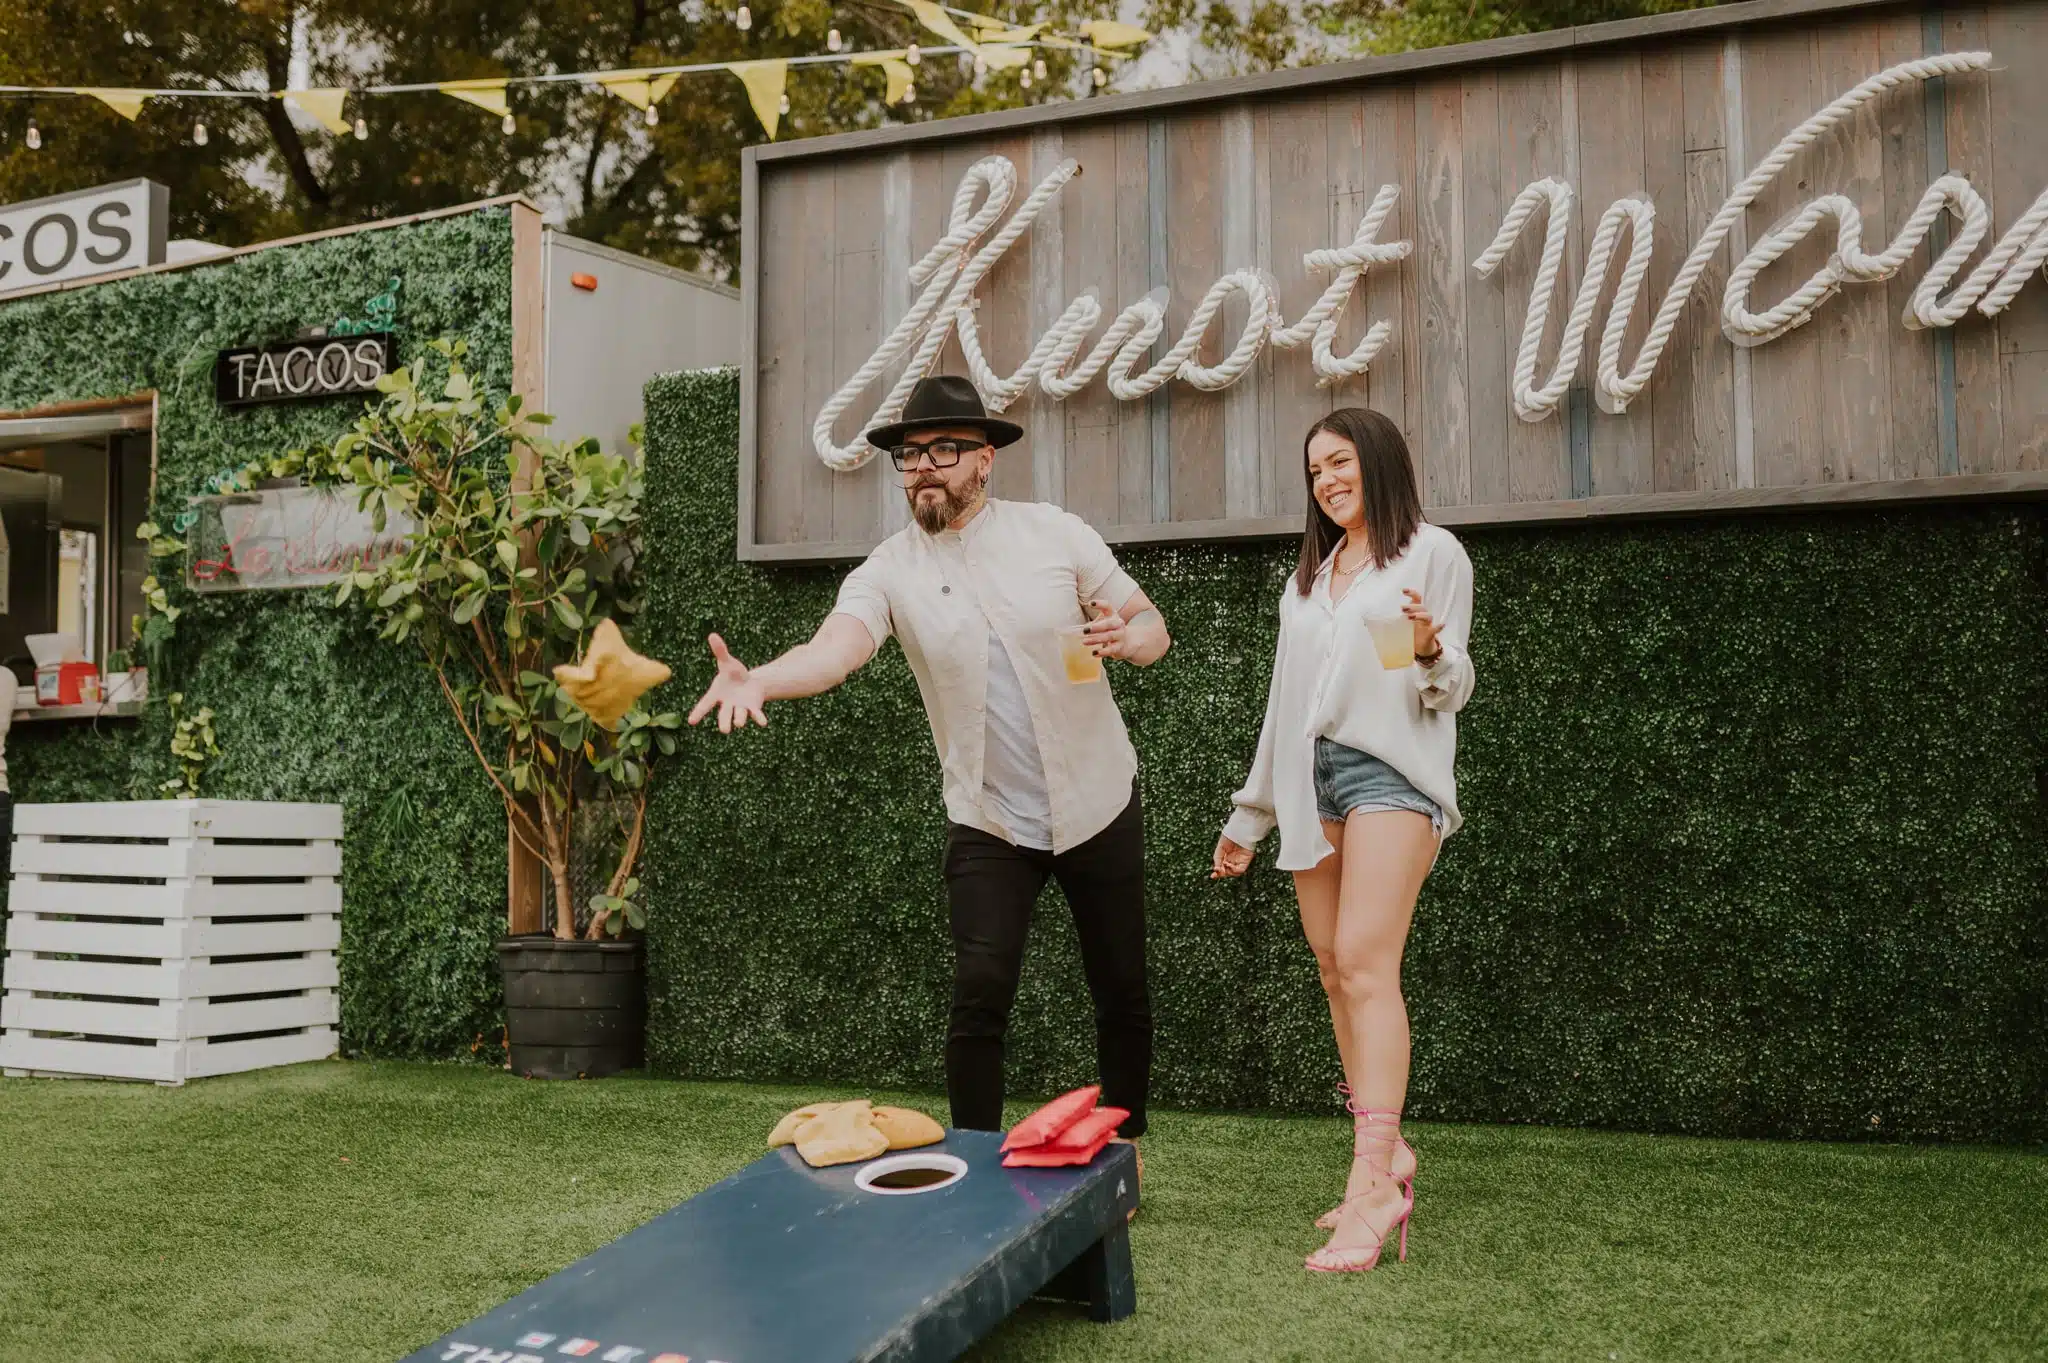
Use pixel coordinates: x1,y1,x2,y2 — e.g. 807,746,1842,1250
1416,646,1443,667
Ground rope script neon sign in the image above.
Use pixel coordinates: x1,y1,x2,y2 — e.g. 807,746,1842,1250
811,49,2048,472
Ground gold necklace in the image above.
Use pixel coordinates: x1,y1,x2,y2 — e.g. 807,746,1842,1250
1333,542,1370,576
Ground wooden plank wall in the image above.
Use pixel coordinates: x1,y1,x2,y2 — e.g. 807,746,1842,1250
749,0,2048,557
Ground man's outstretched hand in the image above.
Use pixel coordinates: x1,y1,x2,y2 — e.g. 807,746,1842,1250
688,633,770,733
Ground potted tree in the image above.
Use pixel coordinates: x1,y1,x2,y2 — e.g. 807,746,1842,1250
331,338,682,1078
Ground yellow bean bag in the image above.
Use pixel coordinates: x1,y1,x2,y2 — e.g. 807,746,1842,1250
871,1105,944,1150
768,1101,846,1148
767,1100,946,1166
553,618,672,730
792,1100,890,1167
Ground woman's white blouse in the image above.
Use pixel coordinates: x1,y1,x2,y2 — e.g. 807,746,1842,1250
1223,522,1476,871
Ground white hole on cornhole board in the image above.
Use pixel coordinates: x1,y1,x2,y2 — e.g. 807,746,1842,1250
855,1152,967,1195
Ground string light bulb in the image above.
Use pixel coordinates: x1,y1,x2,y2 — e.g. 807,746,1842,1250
973,53,986,75
193,118,209,146
1091,65,1107,87
904,81,917,104
1019,66,1032,88
644,104,659,126
827,27,841,51
501,111,515,135
354,115,368,140
905,42,919,66
25,118,40,150
1034,57,1047,80
735,4,751,30
777,92,790,115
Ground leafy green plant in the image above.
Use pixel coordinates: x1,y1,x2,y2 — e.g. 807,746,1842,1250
160,692,220,798
212,441,359,494
330,337,681,940
587,876,645,938
128,517,187,670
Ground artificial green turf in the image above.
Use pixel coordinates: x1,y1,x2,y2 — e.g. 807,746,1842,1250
0,1061,2041,1362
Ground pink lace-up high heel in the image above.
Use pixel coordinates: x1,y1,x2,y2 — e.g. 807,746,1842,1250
1305,1104,1412,1274
1317,1084,1415,1231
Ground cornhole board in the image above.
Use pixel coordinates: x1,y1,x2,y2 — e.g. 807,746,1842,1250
402,1129,1137,1363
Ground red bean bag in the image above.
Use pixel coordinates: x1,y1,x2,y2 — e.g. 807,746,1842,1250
1000,1085,1101,1152
1047,1106,1128,1151
1003,1140,1113,1167
1002,1105,1128,1167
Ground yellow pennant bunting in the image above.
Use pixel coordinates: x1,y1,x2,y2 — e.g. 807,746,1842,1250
16,21,1150,135
849,50,915,103
881,58,916,105
597,70,680,111
903,0,980,53
79,88,149,120
284,88,353,134
438,78,510,118
728,59,788,140
960,8,1016,38
1079,19,1152,48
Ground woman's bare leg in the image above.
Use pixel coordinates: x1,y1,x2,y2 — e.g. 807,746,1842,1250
1294,822,1375,1209
1319,809,1437,1261
1292,820,1356,1085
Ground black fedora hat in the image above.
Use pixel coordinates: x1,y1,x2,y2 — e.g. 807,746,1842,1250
865,375,1025,452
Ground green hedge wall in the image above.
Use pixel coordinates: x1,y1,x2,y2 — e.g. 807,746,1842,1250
639,368,2048,1144
0,209,517,1060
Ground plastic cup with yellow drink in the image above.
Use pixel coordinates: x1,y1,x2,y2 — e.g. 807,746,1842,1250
1363,611,1416,670
1057,621,1104,684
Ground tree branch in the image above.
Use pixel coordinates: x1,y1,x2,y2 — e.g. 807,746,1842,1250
260,31,332,210
608,791,646,899
597,145,668,222
588,789,648,940
578,0,656,219
578,100,617,216
432,660,546,854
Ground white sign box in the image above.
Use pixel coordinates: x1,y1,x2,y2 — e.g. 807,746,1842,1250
0,179,167,295
184,484,415,593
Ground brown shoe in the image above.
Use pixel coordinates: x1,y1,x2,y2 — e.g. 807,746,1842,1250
1111,1136,1142,1222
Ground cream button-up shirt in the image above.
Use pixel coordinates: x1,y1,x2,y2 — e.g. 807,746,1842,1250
830,499,1142,853
1224,522,1477,870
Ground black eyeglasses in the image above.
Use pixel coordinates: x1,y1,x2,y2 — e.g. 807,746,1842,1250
890,439,986,472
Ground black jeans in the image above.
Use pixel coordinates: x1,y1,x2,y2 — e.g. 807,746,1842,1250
943,788,1151,1138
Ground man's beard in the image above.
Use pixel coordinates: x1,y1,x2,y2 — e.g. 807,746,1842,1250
909,469,987,533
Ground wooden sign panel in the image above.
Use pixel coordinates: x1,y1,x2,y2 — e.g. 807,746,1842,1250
741,0,2048,561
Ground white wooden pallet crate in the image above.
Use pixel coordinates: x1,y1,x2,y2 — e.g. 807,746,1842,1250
0,799,342,1085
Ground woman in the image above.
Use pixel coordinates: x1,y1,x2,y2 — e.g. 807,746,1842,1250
1212,407,1475,1274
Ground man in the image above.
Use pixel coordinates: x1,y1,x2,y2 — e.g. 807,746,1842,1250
689,374,1170,1146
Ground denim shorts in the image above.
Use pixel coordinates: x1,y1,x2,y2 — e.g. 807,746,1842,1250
1313,738,1445,832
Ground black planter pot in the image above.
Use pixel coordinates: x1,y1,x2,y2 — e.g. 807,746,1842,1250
496,935,644,1079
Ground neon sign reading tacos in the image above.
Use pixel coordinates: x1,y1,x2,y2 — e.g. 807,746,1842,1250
215,333,395,407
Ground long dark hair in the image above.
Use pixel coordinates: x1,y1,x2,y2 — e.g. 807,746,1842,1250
1294,407,1423,596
